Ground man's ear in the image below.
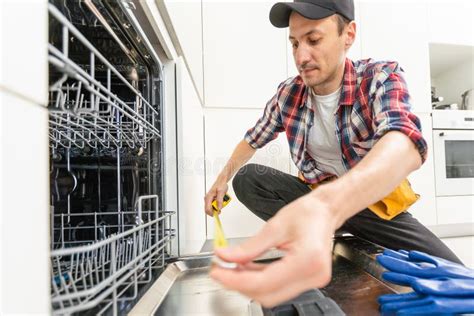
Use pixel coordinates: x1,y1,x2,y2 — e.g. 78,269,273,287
345,21,356,49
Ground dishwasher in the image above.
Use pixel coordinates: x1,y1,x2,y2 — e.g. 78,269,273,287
47,0,174,314
46,1,403,315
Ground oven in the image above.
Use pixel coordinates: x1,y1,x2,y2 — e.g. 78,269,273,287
432,110,474,197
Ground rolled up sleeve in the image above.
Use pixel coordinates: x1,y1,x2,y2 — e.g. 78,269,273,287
371,63,428,163
244,91,285,149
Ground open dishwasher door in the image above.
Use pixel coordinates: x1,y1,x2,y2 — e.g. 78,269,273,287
130,236,407,315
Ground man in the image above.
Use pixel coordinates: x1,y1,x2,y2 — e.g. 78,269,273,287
204,0,461,307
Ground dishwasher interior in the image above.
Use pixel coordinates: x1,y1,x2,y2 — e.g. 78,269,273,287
47,0,175,314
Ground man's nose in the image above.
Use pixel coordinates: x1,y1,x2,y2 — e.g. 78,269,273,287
294,45,311,69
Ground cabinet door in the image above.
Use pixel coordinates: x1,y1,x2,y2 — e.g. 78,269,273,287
204,108,290,238
429,0,474,47
176,58,207,255
0,91,50,314
359,1,431,113
164,0,204,102
437,196,474,225
407,113,437,226
0,0,48,105
202,1,287,108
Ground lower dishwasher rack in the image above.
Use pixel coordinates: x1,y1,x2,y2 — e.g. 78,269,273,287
51,196,175,315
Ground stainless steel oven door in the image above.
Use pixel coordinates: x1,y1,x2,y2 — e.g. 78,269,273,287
433,129,474,196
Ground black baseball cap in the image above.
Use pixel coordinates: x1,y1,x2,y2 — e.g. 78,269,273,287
269,0,354,28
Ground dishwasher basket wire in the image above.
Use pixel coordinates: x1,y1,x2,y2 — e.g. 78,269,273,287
48,3,160,151
51,196,174,315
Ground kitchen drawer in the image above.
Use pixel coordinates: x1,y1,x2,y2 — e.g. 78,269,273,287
437,195,474,225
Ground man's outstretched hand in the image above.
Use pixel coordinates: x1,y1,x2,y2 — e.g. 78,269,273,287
209,194,337,307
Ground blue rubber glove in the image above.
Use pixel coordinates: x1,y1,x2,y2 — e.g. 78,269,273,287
382,272,474,297
377,249,474,279
378,291,474,315
377,249,474,315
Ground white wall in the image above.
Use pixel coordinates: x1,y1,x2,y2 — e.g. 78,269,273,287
202,1,288,109
200,1,291,237
204,108,291,238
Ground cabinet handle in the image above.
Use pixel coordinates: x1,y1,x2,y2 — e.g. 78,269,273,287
439,132,445,137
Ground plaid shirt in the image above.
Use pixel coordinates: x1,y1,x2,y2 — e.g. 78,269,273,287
244,58,428,184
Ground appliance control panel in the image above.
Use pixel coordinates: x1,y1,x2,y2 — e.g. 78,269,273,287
432,110,474,130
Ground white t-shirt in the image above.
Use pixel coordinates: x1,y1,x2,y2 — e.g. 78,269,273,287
306,86,347,177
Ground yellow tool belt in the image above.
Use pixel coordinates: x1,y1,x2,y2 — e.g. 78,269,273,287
299,174,419,220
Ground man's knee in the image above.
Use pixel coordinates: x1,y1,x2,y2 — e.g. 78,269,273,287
232,163,262,198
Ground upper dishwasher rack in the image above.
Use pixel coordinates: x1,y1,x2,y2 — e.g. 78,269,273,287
48,4,160,151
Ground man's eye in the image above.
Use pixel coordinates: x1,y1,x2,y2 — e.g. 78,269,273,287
309,39,320,45
292,43,298,49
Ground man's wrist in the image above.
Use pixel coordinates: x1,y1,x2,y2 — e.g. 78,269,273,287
216,173,229,185
309,186,346,230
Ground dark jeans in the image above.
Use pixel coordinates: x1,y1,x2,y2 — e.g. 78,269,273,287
232,163,462,264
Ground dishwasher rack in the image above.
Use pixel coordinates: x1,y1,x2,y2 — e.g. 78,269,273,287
51,196,174,315
48,4,160,152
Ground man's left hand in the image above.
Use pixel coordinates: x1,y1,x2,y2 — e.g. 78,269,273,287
209,194,336,307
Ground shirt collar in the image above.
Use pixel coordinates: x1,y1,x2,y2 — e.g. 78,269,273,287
339,58,357,106
299,58,356,108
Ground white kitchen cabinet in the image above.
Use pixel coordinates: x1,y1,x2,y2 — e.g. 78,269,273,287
437,196,474,225
163,0,204,102
0,90,50,315
441,236,474,268
358,1,431,113
428,0,474,47
0,0,48,106
204,108,291,238
407,112,437,226
202,1,287,108
176,57,207,255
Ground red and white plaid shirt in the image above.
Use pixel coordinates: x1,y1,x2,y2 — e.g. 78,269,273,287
244,58,427,184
